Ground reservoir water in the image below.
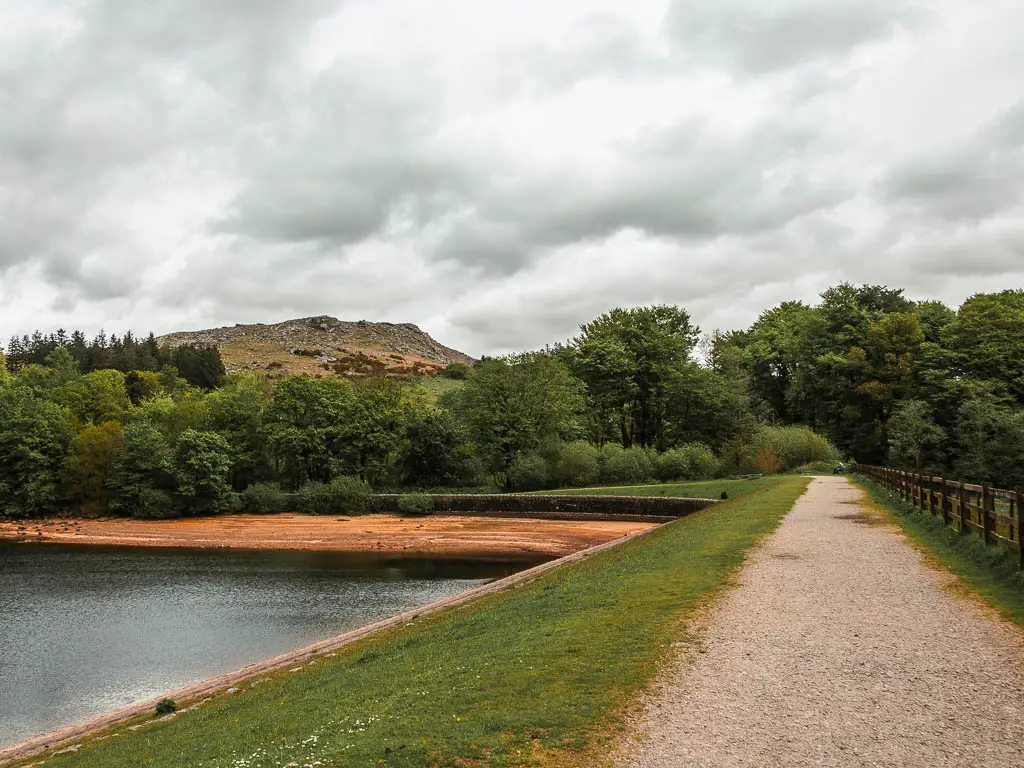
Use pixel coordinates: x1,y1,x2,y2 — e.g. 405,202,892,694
0,542,536,747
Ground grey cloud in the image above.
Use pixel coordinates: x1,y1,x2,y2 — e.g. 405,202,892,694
0,0,335,300
217,61,462,246
665,0,928,73
1,0,1022,356
881,100,1024,220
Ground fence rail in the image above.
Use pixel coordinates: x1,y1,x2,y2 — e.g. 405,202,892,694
857,465,1024,569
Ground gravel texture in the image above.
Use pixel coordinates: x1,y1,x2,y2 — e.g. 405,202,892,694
624,476,1024,767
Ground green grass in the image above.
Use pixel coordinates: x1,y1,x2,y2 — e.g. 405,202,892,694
413,375,465,406
852,474,1024,629
31,476,807,768
537,477,779,500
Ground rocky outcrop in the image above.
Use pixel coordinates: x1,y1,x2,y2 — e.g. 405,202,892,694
157,316,473,378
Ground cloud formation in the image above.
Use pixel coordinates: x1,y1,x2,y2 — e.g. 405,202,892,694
1,0,1022,356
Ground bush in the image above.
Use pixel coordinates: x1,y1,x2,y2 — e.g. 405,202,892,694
753,447,782,474
722,426,839,475
241,483,290,514
297,476,373,515
442,362,472,380
552,441,601,487
397,493,435,516
155,698,177,715
654,443,719,482
130,488,178,519
752,426,838,472
221,492,244,514
507,452,550,491
599,445,655,485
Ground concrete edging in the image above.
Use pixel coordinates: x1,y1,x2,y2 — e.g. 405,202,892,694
0,521,667,765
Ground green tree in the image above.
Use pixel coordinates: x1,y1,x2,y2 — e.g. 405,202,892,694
400,407,479,487
944,290,1024,402
0,388,74,516
950,393,1024,486
56,369,130,425
204,374,274,489
262,377,358,488
66,421,125,511
886,400,945,472
110,420,177,517
169,344,226,390
173,429,233,513
125,370,163,405
43,346,81,386
444,354,584,488
571,305,699,448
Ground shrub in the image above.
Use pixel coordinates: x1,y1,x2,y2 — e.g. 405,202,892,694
241,483,290,514
296,481,331,515
155,698,177,715
751,426,839,472
654,443,719,482
442,362,472,380
753,447,782,474
552,441,601,487
397,493,435,516
297,476,373,515
130,488,177,519
600,445,655,485
507,452,550,491
221,492,244,514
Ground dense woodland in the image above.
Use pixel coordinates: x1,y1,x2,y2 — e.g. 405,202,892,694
1,284,1021,518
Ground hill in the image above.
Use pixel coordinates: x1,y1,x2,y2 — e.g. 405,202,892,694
156,316,474,378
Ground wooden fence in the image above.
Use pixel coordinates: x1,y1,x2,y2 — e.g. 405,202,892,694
857,465,1024,569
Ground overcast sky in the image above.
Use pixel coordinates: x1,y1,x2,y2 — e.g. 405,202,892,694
1,0,1022,356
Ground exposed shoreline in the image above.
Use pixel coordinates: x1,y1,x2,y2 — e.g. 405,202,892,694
0,513,654,560
0,522,663,766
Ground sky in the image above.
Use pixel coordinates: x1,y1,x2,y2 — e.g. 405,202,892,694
1,0,1022,357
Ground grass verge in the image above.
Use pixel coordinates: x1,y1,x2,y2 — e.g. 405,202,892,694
24,476,808,768
852,474,1024,629
537,477,777,500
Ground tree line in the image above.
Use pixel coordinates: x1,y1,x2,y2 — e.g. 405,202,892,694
4,328,225,389
714,286,1024,485
4,284,1017,519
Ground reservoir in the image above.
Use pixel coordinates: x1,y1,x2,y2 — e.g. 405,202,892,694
0,542,535,747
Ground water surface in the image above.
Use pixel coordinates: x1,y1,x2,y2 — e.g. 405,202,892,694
0,542,536,747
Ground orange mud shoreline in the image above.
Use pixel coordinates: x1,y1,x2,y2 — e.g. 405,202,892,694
0,513,655,559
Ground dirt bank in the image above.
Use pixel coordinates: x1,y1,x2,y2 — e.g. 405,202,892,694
0,514,654,559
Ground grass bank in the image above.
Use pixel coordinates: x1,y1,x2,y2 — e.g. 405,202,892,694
852,474,1024,629
25,476,808,768
537,477,777,500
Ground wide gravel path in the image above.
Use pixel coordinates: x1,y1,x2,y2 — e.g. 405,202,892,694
624,476,1024,767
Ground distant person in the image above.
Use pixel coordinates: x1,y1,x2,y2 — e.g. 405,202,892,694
833,462,845,475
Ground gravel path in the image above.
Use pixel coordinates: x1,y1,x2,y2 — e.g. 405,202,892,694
624,476,1024,767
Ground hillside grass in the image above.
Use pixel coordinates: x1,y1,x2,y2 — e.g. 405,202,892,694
852,474,1024,629
27,476,808,768
536,477,778,500
413,375,465,406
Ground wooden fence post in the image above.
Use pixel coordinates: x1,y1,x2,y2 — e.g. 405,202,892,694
940,477,949,527
927,476,936,516
982,483,993,546
1017,487,1024,570
958,481,968,535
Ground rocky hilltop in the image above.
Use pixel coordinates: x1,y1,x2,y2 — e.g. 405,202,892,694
157,316,474,378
